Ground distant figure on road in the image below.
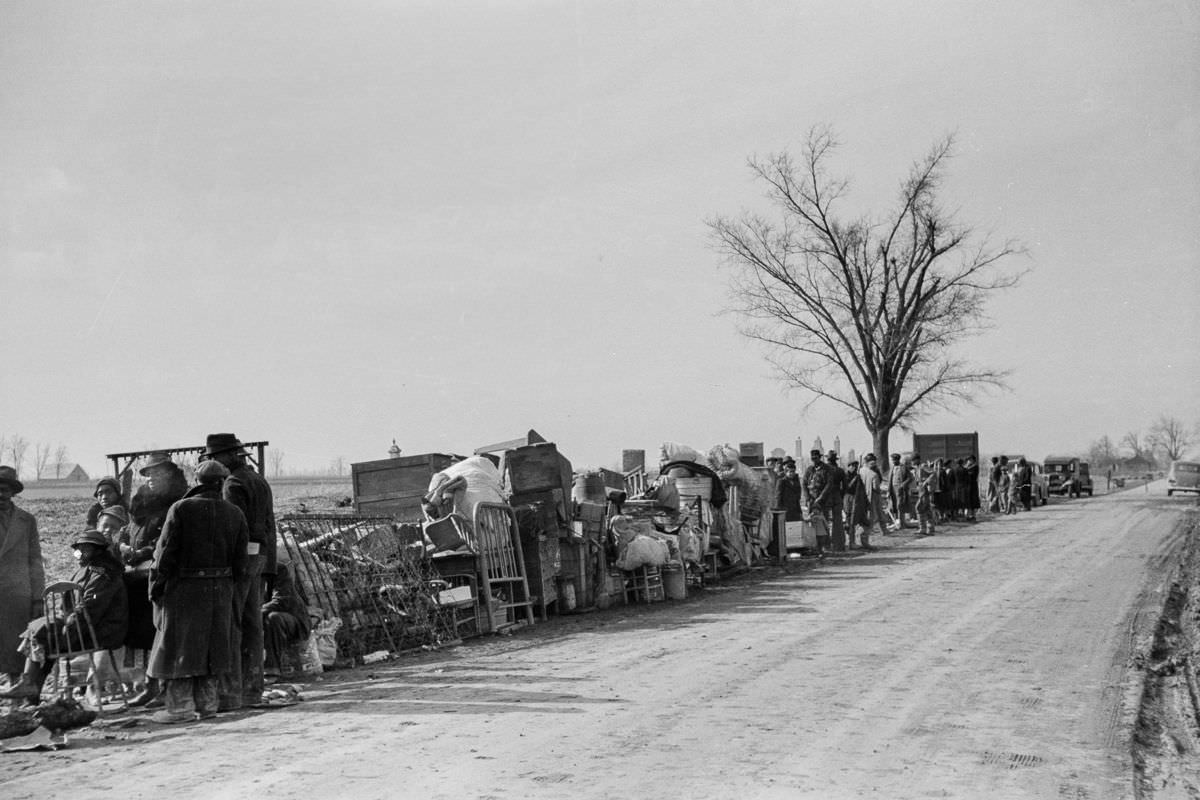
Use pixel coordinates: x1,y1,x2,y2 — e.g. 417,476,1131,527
1106,465,1113,491
844,460,866,548
987,457,1002,513
825,451,847,552
964,455,981,522
1015,457,1033,512
915,460,936,536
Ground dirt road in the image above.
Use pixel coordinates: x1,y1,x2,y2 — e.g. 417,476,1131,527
3,485,1193,799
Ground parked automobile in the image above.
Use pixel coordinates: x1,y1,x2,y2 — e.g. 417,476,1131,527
1167,460,1200,497
1044,456,1093,497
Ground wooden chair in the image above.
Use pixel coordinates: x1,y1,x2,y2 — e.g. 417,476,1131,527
42,581,128,712
472,503,536,631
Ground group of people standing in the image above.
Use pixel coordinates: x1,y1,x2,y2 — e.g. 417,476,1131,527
0,433,305,724
768,449,1003,556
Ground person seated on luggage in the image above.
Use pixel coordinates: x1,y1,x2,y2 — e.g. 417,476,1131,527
0,530,128,704
95,505,130,561
86,476,127,528
262,544,310,679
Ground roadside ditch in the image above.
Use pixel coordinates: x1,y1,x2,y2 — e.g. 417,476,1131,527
1133,506,1200,798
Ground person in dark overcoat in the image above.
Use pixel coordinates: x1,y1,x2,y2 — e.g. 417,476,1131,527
120,452,189,708
147,460,248,723
0,529,126,704
0,466,44,683
203,432,276,711
964,456,982,522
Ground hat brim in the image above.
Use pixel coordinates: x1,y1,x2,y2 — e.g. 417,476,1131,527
0,477,24,494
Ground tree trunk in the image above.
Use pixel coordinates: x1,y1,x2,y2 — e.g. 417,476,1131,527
871,428,891,471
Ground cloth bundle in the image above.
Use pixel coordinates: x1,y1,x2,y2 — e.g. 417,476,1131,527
426,456,506,521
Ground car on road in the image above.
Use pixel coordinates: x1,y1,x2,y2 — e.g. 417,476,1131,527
1167,460,1200,496
1044,456,1093,497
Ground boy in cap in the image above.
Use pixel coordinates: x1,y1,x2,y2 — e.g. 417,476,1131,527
0,530,128,704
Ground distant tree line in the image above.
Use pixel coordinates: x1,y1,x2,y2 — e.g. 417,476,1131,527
0,434,71,479
1087,415,1198,472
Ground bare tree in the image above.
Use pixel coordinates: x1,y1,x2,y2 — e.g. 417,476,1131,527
53,444,69,477
708,127,1024,463
33,442,52,480
330,456,346,477
269,449,285,478
1088,435,1119,472
1120,430,1149,460
1148,415,1195,462
6,435,29,477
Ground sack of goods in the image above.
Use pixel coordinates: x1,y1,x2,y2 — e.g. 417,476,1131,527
615,535,670,571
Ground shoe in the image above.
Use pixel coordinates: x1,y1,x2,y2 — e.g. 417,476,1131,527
860,545,878,552
149,710,193,724
127,686,159,708
0,680,40,700
144,696,166,710
196,710,218,720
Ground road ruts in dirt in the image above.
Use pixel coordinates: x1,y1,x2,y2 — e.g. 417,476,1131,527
0,485,1189,800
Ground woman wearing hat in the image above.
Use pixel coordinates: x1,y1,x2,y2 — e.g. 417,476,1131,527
121,453,189,569
0,465,44,686
0,529,127,704
85,476,127,529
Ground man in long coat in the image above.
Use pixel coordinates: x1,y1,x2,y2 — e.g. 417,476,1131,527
202,432,276,711
0,465,44,684
147,460,248,723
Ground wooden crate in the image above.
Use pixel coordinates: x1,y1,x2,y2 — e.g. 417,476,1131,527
351,453,459,521
503,442,573,498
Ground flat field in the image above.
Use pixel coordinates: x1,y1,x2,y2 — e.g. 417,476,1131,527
17,477,353,582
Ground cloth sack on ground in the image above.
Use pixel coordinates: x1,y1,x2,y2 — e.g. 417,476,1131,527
312,617,342,668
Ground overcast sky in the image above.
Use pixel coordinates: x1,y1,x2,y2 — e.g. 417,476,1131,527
2,1,1197,476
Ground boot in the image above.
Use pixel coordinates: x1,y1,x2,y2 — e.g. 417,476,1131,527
128,677,161,708
859,534,876,552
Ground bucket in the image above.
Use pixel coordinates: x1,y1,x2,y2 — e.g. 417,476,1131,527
572,472,607,504
662,565,687,600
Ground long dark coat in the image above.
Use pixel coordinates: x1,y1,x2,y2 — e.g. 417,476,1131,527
847,470,870,527
224,464,277,576
0,505,44,675
148,484,248,680
965,463,981,511
124,466,189,566
69,550,128,650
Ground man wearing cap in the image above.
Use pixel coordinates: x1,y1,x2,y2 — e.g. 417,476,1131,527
202,433,276,711
0,465,44,687
86,476,127,529
802,450,833,555
147,460,248,723
856,455,887,551
825,451,848,552
0,529,127,704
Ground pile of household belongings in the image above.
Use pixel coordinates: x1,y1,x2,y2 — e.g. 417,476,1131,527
608,514,700,573
421,455,507,552
652,441,769,568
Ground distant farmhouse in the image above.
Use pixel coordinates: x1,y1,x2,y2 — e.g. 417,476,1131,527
36,462,90,482
1120,454,1155,476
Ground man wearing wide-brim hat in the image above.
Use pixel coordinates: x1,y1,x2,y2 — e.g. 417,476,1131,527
201,433,276,710
0,465,44,686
